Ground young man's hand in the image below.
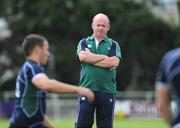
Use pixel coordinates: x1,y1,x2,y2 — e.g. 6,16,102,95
78,88,94,102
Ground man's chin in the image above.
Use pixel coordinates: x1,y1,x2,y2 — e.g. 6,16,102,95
96,34,105,38
41,62,47,66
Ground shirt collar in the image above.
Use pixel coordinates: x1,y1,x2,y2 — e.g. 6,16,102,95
89,34,109,43
27,59,38,65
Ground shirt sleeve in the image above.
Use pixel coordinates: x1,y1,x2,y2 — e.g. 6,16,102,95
77,38,88,55
108,40,122,59
26,63,45,82
155,56,169,89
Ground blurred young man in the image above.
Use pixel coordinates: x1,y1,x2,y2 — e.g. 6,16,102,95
155,47,180,128
76,13,121,128
9,34,94,128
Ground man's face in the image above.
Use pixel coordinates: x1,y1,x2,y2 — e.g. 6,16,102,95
92,15,110,39
39,41,50,65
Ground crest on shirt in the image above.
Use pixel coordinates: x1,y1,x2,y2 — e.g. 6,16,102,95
87,44,92,48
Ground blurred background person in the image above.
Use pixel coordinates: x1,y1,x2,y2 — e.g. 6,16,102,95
155,47,180,128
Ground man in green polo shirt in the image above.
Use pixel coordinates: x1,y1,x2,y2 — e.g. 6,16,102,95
76,13,121,128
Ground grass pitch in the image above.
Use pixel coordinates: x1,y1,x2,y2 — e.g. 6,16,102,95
1,118,168,128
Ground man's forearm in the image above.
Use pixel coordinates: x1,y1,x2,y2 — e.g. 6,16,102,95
159,106,172,126
93,56,120,68
155,88,172,126
79,51,107,64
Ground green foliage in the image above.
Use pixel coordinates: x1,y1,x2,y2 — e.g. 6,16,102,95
121,18,175,90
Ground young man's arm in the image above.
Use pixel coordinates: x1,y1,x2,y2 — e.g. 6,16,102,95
32,74,94,102
155,86,172,126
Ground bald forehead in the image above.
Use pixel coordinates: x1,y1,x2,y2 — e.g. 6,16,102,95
44,40,49,45
92,13,110,25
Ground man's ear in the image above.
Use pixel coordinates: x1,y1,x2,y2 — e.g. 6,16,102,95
34,46,41,55
91,23,94,29
107,25,110,31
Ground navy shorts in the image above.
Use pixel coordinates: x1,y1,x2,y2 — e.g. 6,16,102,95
75,91,116,128
9,122,47,128
9,108,45,128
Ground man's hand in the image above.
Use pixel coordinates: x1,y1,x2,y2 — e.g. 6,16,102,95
78,88,94,102
43,116,55,128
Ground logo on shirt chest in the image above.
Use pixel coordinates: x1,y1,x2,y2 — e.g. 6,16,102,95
87,44,92,48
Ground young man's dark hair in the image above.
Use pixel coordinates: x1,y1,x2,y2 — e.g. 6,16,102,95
22,34,47,56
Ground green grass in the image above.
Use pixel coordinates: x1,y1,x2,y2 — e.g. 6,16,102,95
1,118,168,128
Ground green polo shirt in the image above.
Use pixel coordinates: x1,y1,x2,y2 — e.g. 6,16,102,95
77,35,121,93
